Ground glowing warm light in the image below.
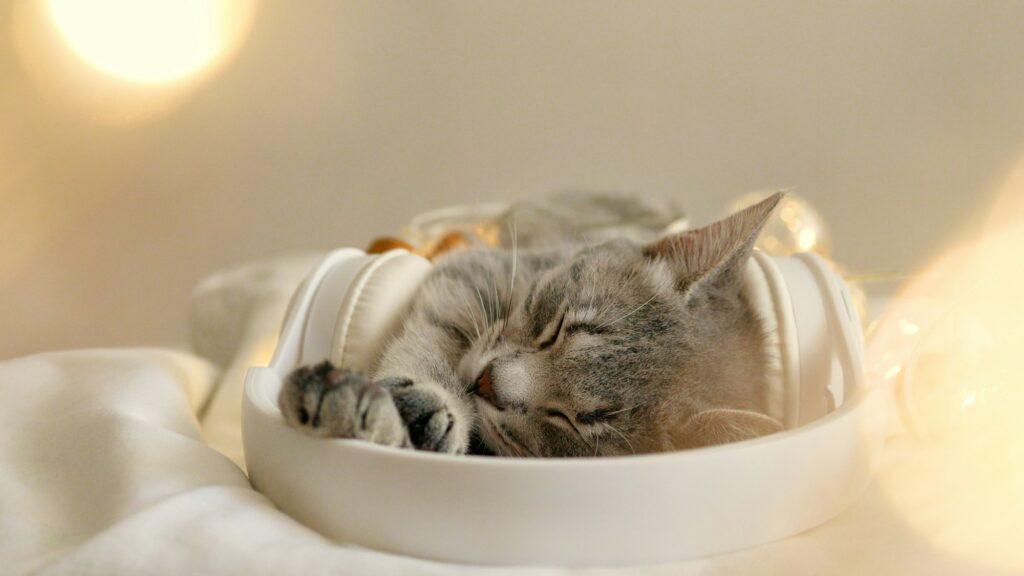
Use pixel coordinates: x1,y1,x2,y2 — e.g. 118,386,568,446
867,155,1024,571
797,228,817,251
961,391,977,408
13,0,254,123
884,364,903,381
46,0,242,84
898,320,920,335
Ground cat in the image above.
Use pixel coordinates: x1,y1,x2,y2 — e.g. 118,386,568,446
279,193,785,457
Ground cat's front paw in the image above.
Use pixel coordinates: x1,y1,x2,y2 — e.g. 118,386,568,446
280,361,409,447
380,378,471,454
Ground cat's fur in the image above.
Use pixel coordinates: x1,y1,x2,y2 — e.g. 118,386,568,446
279,193,784,457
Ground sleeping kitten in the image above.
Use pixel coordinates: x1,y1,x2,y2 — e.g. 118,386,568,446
279,193,784,456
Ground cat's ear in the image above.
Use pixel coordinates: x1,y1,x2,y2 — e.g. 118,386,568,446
676,408,783,449
642,192,782,294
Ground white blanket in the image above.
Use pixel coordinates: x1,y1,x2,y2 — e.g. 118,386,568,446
0,257,1007,575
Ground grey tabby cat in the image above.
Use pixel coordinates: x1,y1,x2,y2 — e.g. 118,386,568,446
279,193,785,457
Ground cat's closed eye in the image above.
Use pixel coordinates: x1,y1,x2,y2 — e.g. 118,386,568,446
544,408,575,427
535,311,566,350
564,322,610,337
544,408,590,441
536,312,612,351
576,406,620,425
546,406,619,428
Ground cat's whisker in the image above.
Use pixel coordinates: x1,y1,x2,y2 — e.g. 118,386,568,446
562,418,596,454
491,275,500,326
504,214,519,329
472,283,490,333
489,269,502,327
484,280,489,326
455,287,482,340
447,310,476,345
455,298,476,341
605,423,636,455
597,292,659,329
595,269,637,321
602,401,651,417
593,292,616,322
482,276,495,329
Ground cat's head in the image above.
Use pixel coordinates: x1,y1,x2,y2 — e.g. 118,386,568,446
463,193,784,457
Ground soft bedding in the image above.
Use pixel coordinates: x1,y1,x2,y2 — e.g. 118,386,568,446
0,256,1007,576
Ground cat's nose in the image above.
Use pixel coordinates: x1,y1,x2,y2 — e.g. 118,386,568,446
474,364,498,406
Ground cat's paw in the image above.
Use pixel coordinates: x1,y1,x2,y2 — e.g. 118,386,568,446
280,361,409,447
379,378,470,454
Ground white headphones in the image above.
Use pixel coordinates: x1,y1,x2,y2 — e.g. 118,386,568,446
243,246,886,567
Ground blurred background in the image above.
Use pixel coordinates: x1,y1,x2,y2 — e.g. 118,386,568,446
3,0,1024,359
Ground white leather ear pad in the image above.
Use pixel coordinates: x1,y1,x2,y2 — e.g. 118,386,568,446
329,250,433,372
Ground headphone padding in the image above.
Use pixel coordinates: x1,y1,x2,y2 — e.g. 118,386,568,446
329,250,432,372
752,252,802,429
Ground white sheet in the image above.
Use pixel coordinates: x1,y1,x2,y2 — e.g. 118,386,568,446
0,257,1010,575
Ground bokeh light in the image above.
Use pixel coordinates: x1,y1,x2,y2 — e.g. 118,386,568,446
730,190,832,257
11,0,255,124
868,155,1024,571
47,0,243,84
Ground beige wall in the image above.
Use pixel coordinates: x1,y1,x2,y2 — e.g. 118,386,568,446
2,1,1023,359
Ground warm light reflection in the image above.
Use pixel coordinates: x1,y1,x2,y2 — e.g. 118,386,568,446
868,155,1024,571
47,0,239,84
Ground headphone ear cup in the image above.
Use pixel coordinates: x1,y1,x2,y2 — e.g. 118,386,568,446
761,251,865,429
330,250,432,372
751,252,802,429
794,252,865,411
